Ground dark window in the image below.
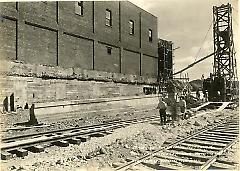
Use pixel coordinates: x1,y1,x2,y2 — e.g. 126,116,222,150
106,9,112,26
75,1,83,16
149,29,153,42
129,20,134,35
107,47,112,55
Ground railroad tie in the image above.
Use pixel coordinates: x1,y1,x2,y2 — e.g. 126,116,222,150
9,149,28,157
25,145,45,153
154,154,204,166
112,162,123,168
67,138,81,145
104,130,113,135
1,151,13,160
89,133,105,138
76,135,91,142
52,140,69,147
142,159,184,170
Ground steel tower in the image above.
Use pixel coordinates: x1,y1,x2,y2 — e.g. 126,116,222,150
213,3,238,101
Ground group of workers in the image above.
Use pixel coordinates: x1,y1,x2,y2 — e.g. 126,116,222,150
157,95,186,125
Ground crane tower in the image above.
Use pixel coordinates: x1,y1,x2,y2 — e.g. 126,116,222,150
212,3,238,101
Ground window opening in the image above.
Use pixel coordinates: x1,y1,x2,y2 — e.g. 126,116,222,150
75,1,83,16
106,9,112,26
149,29,153,42
129,20,134,35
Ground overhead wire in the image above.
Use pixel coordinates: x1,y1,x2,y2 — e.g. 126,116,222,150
174,21,213,76
218,0,223,5
232,6,238,13
193,21,213,63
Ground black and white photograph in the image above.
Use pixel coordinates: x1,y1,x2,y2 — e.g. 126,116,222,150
0,0,239,170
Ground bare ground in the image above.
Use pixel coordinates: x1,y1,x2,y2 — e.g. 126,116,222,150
0,109,239,171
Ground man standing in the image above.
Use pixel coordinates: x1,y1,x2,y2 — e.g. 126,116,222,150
179,96,187,119
196,90,200,100
157,97,167,125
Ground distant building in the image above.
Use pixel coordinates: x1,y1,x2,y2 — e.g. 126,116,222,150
0,1,158,77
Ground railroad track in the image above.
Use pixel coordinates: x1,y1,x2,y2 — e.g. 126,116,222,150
1,101,234,161
1,115,160,160
115,115,239,170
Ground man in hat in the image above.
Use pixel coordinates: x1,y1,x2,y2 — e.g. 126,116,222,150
157,97,167,125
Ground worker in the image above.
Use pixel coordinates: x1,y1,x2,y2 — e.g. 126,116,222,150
157,97,167,125
196,90,200,100
179,96,186,119
183,88,187,96
217,91,221,102
204,91,209,102
169,97,177,122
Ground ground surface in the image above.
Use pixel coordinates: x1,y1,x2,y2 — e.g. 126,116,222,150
0,108,239,171
1,106,156,139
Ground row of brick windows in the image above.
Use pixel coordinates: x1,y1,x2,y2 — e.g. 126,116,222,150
75,1,153,42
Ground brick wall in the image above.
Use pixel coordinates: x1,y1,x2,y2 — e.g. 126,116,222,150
142,55,158,76
60,2,94,36
141,10,158,57
120,1,141,51
122,49,141,75
94,42,120,73
59,34,93,69
94,1,120,45
20,2,57,24
19,24,57,66
0,18,16,61
0,1,159,77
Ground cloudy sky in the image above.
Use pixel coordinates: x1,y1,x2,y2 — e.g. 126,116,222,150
129,0,239,80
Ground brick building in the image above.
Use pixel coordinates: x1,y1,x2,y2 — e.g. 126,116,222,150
0,1,158,77
0,1,161,111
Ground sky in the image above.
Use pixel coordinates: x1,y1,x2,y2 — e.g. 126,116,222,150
129,0,239,80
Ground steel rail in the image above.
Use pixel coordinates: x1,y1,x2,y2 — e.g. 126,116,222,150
115,116,238,171
2,111,157,142
1,116,160,151
200,136,239,170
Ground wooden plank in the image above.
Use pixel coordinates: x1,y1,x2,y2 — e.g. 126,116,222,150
216,102,232,111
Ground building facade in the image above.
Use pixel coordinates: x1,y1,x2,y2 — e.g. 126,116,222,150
0,1,158,77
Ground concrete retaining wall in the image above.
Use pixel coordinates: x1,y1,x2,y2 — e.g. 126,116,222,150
0,60,158,112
